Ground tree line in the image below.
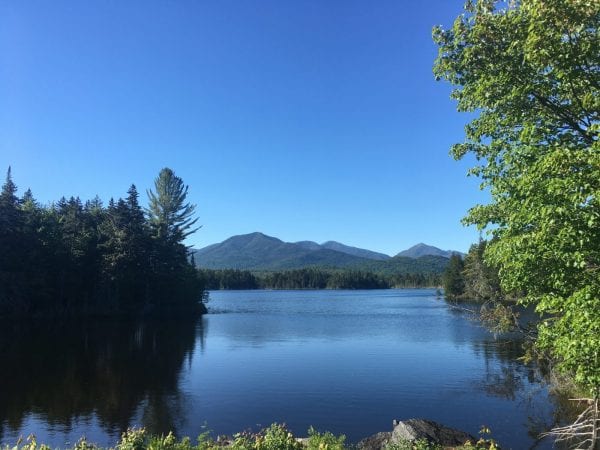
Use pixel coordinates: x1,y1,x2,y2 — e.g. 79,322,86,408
0,167,204,317
199,267,441,290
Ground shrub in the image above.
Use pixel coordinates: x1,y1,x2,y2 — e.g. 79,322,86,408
305,427,346,450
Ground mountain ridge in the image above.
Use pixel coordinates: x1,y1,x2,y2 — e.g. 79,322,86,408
192,232,459,274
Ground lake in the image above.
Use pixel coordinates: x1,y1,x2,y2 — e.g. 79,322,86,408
0,289,558,449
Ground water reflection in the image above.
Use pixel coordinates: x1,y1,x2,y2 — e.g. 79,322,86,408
0,291,566,449
197,291,559,449
0,316,203,443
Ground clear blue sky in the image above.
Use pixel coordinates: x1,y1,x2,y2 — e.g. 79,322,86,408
0,0,488,255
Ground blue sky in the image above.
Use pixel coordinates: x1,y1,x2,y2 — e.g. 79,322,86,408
0,1,488,255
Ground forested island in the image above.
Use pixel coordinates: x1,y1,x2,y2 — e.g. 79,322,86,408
0,167,204,318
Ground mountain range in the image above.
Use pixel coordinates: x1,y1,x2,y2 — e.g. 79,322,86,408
192,232,461,274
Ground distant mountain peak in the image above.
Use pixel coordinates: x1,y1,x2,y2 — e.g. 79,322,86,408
395,243,461,259
224,232,281,244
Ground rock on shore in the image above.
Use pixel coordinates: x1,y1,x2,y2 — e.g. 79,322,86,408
358,419,476,449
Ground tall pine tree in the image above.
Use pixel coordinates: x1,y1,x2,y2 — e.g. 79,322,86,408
147,168,199,245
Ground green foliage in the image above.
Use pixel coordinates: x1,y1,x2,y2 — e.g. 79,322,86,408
434,0,600,397
0,428,501,450
147,433,194,450
305,427,346,450
260,268,331,290
73,437,100,450
0,168,204,317
0,167,20,235
538,286,600,390
478,303,518,335
325,270,388,289
198,269,262,290
442,240,503,302
115,428,202,450
199,267,441,291
4,435,52,450
462,426,500,450
1,425,349,450
118,429,148,450
442,253,465,299
251,423,302,450
229,426,299,450
147,168,199,244
462,241,502,301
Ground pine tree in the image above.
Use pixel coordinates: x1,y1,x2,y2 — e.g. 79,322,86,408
0,167,20,235
146,169,202,309
442,254,465,300
0,167,23,311
147,168,199,245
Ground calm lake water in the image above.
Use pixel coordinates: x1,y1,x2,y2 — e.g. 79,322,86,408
0,289,558,449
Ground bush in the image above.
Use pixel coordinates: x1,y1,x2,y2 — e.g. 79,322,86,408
306,427,345,450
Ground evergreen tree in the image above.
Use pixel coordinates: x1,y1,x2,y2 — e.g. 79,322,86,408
99,186,152,310
0,167,20,235
0,169,204,317
19,188,47,309
442,254,465,300
147,168,199,245
462,240,501,301
146,169,202,309
0,167,24,312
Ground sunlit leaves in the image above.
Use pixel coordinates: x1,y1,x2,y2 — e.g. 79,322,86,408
434,0,599,395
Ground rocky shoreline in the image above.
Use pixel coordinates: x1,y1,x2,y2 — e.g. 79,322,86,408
214,419,478,449
357,419,476,449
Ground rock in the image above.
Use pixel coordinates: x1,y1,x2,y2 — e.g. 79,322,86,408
357,431,392,450
391,419,475,447
358,419,475,449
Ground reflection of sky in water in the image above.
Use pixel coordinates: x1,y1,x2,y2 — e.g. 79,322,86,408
1,290,556,449
184,290,554,449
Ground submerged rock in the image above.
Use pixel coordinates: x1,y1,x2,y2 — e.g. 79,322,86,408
358,419,475,449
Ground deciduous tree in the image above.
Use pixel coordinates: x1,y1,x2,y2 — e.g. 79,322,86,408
434,0,599,446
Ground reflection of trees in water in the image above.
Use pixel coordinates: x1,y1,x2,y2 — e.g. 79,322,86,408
471,339,530,400
480,365,524,401
523,386,591,450
469,336,585,449
444,300,547,402
0,316,204,441
445,301,542,401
